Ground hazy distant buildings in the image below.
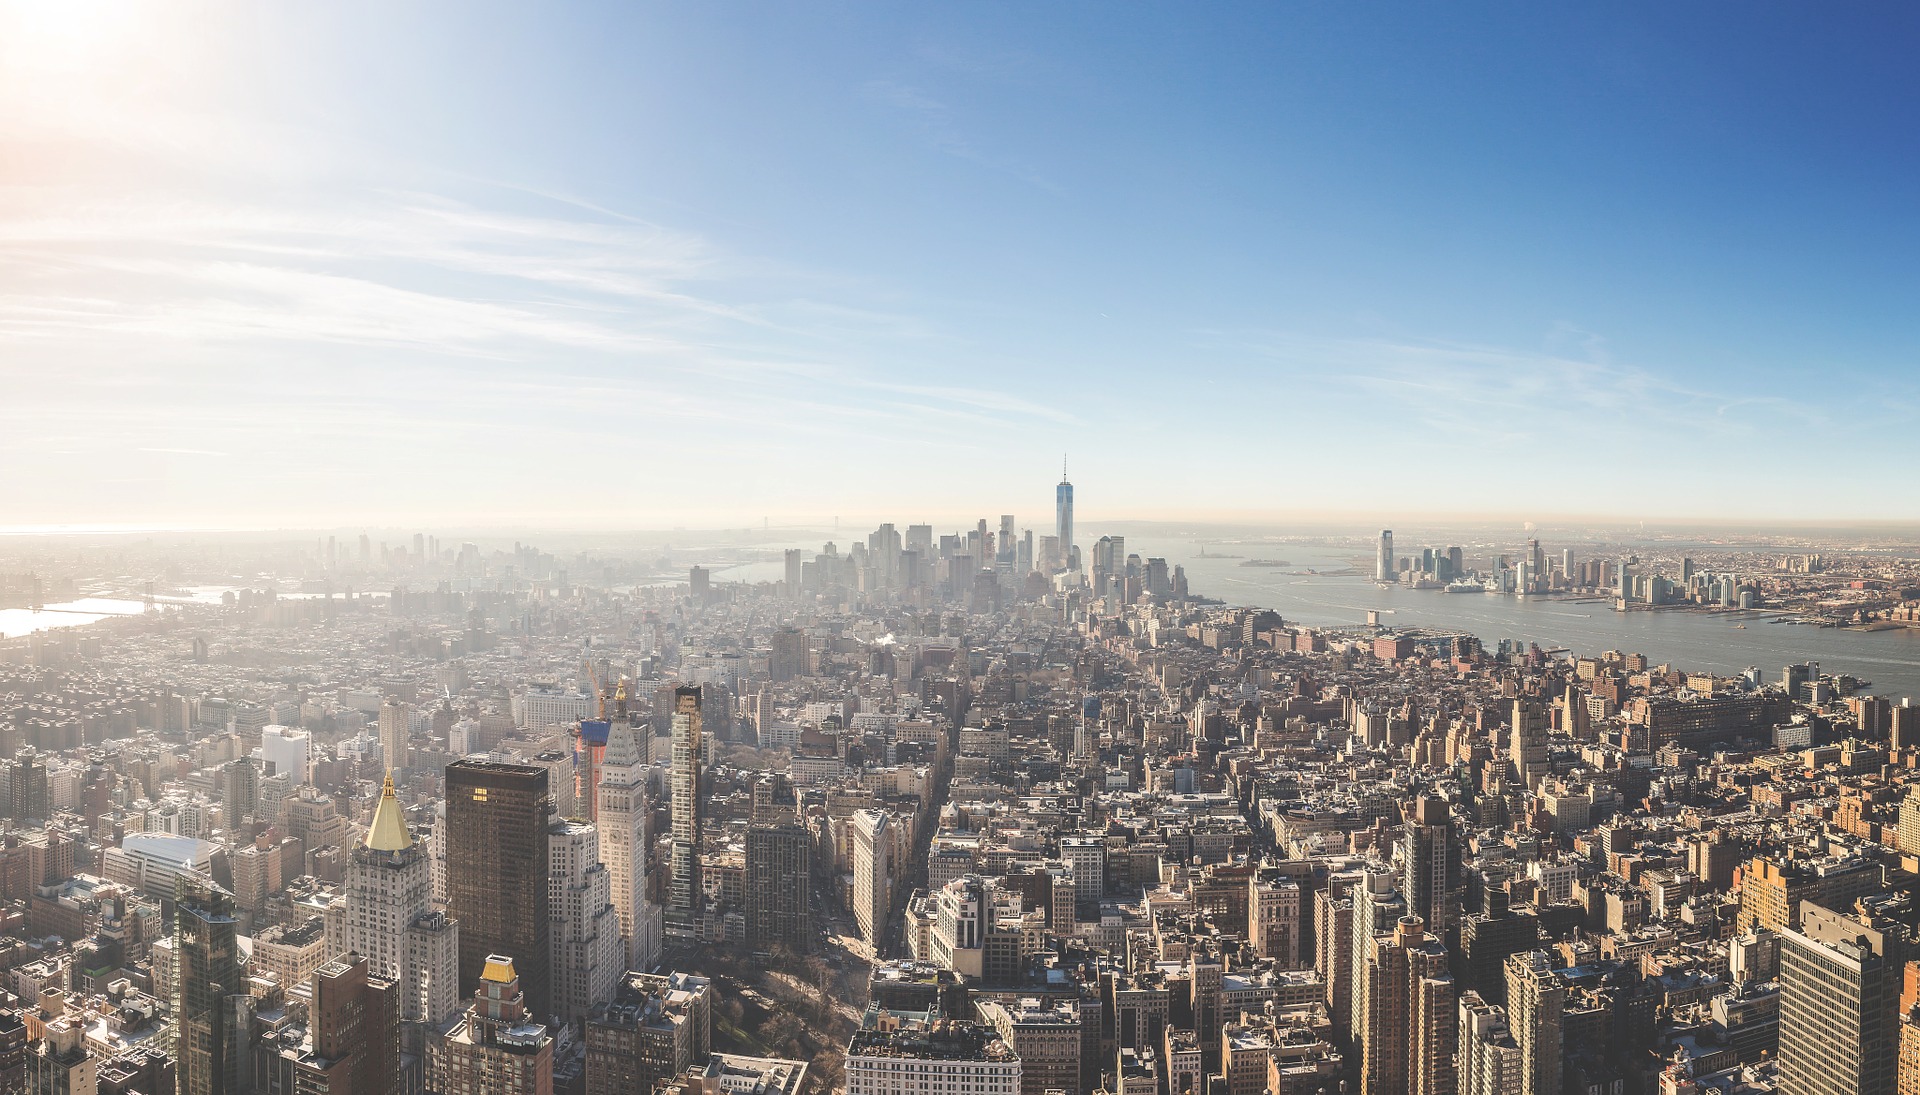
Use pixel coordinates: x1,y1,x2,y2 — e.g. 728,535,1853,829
378,701,412,775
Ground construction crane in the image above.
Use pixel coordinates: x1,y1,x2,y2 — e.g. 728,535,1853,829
580,658,607,720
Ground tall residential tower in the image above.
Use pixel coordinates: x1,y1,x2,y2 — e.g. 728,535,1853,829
666,687,703,941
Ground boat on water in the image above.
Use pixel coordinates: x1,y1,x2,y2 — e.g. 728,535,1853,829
1444,580,1486,594
1733,624,1746,629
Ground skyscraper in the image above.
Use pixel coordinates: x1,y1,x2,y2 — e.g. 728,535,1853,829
852,809,894,957
783,548,803,596
344,773,460,1026
1780,902,1908,1095
1055,461,1074,571
1504,950,1564,1095
176,879,249,1095
378,701,412,776
667,687,703,942
746,822,812,955
1376,530,1395,582
297,954,400,1095
1359,916,1455,1095
1401,796,1461,947
597,719,658,972
1458,992,1524,1095
1509,700,1550,791
548,819,622,1026
446,759,552,1020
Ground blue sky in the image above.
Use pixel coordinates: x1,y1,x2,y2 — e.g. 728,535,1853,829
1,3,1915,529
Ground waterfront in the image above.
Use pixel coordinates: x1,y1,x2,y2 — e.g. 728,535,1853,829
1113,532,1920,701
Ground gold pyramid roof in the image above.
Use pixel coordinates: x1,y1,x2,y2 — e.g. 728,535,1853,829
365,772,413,852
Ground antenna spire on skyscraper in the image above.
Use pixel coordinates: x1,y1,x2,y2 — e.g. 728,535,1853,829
1062,453,1068,482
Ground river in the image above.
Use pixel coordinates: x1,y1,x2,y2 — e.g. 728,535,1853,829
1103,532,1920,702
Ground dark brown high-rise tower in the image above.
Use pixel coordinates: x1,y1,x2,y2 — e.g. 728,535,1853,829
445,759,551,1020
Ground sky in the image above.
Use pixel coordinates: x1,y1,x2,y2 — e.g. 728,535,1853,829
2,2,1917,531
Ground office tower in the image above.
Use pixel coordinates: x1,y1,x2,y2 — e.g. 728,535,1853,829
1359,916,1455,1095
746,822,812,954
427,957,553,1095
549,820,622,1026
998,515,1016,561
378,702,412,776
345,774,460,1026
1376,530,1395,582
769,628,808,683
597,720,658,972
224,758,259,827
1460,879,1538,1006
177,879,250,1095
585,972,711,1095
260,725,311,786
1504,951,1564,1095
24,1017,91,1095
1248,867,1302,967
1509,700,1550,790
852,809,894,955
446,759,552,1020
688,566,710,603
1780,902,1908,1095
1056,462,1074,570
749,686,774,746
1560,549,1573,581
1402,796,1462,946
1458,992,1523,1095
783,549,803,595
286,954,400,1095
1060,835,1105,915
667,686,703,942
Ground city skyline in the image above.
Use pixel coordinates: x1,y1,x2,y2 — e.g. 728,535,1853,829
10,10,1920,1095
4,4,1918,527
